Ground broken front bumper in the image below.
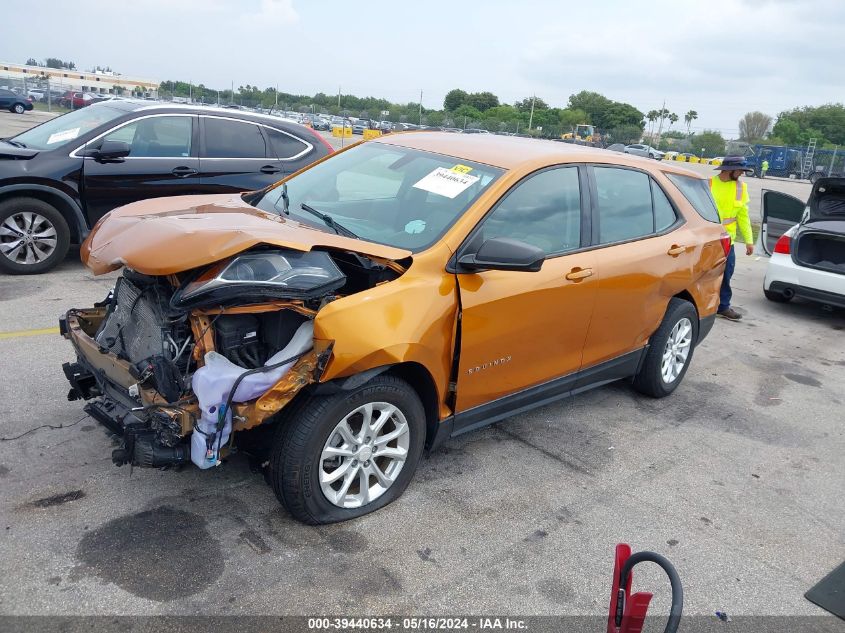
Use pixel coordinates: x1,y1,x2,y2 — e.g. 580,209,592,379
59,308,331,468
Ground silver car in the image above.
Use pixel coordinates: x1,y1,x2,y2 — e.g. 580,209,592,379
625,144,664,160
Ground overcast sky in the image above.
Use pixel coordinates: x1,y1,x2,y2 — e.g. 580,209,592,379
2,0,842,137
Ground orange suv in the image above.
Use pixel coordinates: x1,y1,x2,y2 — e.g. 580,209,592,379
61,134,728,523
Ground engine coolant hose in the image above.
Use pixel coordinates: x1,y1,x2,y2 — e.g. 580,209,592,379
619,551,683,633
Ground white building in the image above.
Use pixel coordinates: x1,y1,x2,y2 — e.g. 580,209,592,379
0,61,159,96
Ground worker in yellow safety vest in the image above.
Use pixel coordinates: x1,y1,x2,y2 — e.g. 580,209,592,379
710,156,755,321
761,159,769,179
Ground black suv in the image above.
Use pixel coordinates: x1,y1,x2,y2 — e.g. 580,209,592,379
0,100,334,273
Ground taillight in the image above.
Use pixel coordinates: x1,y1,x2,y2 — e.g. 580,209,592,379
774,234,791,254
719,233,731,256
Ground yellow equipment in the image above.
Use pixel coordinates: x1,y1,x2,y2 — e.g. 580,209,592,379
562,124,598,143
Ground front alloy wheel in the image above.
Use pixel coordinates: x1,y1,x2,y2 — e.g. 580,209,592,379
320,402,410,508
0,198,70,274
271,375,425,524
1,211,59,265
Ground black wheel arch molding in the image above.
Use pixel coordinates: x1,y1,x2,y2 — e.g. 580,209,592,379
0,183,88,242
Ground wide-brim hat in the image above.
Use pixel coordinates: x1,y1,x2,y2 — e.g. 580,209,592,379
715,156,754,172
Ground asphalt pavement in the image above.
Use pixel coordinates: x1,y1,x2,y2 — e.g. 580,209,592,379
0,112,842,621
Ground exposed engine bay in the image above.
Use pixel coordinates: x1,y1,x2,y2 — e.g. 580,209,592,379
61,247,403,471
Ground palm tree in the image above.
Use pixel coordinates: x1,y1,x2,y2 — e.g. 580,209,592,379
646,110,659,140
684,110,698,136
667,113,678,132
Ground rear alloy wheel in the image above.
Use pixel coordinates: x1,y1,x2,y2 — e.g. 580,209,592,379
633,298,699,398
0,198,70,274
12,103,25,114
271,375,425,524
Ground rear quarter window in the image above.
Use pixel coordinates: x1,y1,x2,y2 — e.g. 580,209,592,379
666,173,720,223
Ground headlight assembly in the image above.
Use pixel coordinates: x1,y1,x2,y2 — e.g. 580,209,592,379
172,250,346,308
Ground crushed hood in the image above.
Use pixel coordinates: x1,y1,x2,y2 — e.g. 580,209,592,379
81,194,412,276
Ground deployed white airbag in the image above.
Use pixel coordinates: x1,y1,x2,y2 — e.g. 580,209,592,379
190,320,313,468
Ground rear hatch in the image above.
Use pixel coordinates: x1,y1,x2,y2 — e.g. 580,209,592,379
794,178,845,274
760,178,845,275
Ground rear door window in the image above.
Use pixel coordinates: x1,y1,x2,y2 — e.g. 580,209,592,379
203,118,267,158
652,180,678,231
265,127,309,160
594,167,653,243
666,173,720,223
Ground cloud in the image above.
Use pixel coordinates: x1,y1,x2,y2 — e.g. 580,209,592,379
512,0,844,131
238,0,298,27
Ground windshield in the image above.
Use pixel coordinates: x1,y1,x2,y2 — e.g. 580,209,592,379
252,143,503,251
10,104,127,150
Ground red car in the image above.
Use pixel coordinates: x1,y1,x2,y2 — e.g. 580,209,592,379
59,91,98,109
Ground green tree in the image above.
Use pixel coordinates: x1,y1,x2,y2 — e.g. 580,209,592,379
426,111,445,126
689,130,725,158
558,108,588,131
465,91,499,112
772,103,845,146
26,57,38,66
606,124,644,145
453,104,483,127
444,89,468,111
568,91,612,117
515,96,549,111
604,102,645,130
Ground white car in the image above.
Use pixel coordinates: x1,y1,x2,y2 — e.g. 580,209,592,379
762,178,845,308
624,144,664,160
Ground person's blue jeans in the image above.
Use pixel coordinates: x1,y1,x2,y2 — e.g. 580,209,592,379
719,246,736,312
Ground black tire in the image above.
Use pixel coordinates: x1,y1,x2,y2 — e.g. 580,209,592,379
12,103,25,114
270,375,426,524
633,298,699,398
0,197,70,274
764,288,791,303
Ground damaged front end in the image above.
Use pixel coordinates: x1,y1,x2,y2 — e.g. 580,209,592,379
61,247,402,470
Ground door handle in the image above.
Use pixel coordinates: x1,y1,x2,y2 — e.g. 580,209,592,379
171,166,198,177
260,164,283,174
565,267,593,281
667,244,687,256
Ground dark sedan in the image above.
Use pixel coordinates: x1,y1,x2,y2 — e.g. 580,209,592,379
0,100,334,273
0,89,34,114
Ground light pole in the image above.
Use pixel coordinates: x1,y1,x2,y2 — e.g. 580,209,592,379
528,95,536,131
419,89,423,126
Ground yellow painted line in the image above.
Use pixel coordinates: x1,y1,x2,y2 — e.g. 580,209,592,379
0,326,60,340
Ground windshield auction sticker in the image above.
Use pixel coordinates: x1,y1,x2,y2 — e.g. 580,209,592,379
47,128,80,145
413,167,480,199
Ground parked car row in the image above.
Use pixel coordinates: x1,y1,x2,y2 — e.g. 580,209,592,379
0,100,333,273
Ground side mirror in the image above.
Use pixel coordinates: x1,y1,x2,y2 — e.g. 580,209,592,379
458,237,545,273
80,140,130,162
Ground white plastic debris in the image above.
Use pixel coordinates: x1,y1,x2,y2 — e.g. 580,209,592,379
190,320,313,469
